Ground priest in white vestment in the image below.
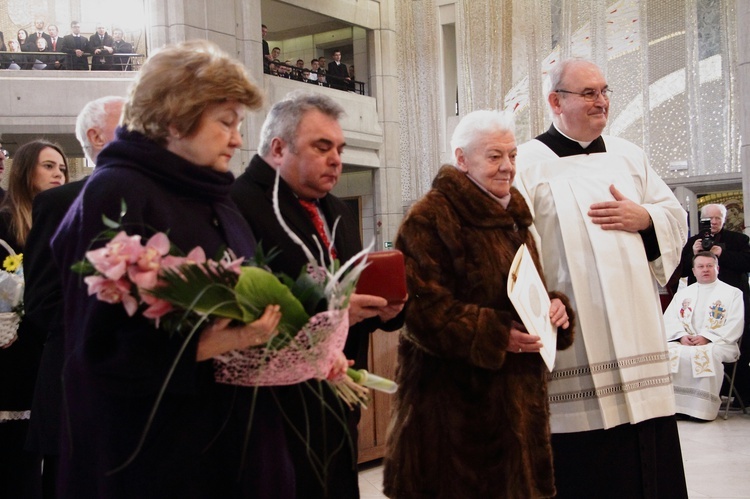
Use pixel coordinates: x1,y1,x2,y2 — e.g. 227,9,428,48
515,59,689,499
664,252,743,420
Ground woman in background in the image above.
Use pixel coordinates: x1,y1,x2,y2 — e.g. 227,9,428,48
2,39,27,69
0,140,68,499
17,29,29,51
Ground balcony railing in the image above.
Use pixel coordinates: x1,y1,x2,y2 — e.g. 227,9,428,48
0,51,145,71
266,60,365,95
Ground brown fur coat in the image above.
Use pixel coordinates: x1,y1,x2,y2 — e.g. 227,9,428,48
383,166,575,498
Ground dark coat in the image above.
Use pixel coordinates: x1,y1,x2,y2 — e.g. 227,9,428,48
50,130,294,499
676,228,750,293
383,166,575,499
25,179,86,456
326,60,350,90
231,155,402,498
89,32,115,70
61,34,89,70
0,210,40,413
25,32,51,51
0,210,43,498
0,211,42,411
112,39,133,70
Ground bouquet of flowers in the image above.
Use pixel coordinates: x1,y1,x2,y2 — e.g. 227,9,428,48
74,195,396,407
0,240,23,348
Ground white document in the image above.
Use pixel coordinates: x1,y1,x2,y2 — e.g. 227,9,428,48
507,244,557,371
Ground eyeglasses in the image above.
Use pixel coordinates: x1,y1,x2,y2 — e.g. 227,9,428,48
0,149,8,159
555,88,613,102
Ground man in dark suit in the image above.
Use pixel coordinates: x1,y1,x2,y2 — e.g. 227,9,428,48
326,50,351,90
231,92,404,498
89,24,114,70
47,24,65,69
26,18,52,52
25,96,125,498
62,21,90,70
111,28,133,70
671,203,750,404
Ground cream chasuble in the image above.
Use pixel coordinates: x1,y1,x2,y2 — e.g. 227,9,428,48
516,135,688,433
663,279,743,419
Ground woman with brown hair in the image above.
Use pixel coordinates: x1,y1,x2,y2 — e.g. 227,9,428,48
0,139,68,499
0,139,68,256
51,39,294,498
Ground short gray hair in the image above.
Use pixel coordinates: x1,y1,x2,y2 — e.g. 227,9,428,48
75,96,126,164
701,203,727,221
258,91,345,156
449,110,515,165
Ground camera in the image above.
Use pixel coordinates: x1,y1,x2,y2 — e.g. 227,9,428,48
699,218,714,250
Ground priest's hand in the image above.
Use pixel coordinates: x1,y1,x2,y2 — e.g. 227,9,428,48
588,184,652,232
549,298,570,329
680,335,710,346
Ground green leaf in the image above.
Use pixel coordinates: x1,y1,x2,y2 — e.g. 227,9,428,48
289,267,326,316
146,263,252,322
235,266,310,349
101,213,121,229
71,260,95,275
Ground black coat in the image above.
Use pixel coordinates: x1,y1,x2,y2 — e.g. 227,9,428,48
50,130,294,498
0,211,40,413
231,155,402,498
89,32,114,70
61,34,89,70
25,179,87,456
25,32,51,51
326,61,350,90
112,39,133,70
676,228,750,293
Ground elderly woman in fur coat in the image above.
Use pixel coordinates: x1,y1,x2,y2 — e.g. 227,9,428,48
383,110,575,499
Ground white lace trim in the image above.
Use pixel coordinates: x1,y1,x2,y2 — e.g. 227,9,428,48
0,410,30,422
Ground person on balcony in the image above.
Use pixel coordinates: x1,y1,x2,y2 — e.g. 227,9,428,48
112,28,133,71
62,21,90,71
89,24,114,70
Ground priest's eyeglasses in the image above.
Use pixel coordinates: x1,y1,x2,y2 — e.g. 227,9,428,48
0,149,8,159
555,88,613,102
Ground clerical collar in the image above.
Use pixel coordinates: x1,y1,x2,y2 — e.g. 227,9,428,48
553,123,593,148
465,172,511,208
535,124,607,157
695,281,719,293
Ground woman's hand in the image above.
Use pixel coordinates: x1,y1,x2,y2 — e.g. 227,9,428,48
507,321,543,354
196,304,282,361
549,298,570,329
326,352,353,380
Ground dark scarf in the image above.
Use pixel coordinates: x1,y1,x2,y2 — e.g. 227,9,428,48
95,127,256,257
535,124,606,157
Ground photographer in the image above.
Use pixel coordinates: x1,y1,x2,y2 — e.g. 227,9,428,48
670,203,750,406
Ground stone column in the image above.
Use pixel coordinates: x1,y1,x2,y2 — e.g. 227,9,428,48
738,0,750,233
367,0,404,250
145,0,263,174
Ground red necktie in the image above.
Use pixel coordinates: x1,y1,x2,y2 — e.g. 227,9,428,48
298,199,337,259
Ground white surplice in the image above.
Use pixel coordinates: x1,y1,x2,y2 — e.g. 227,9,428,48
664,280,743,420
515,135,688,433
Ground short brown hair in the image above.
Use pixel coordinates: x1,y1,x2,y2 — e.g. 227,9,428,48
122,39,263,145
